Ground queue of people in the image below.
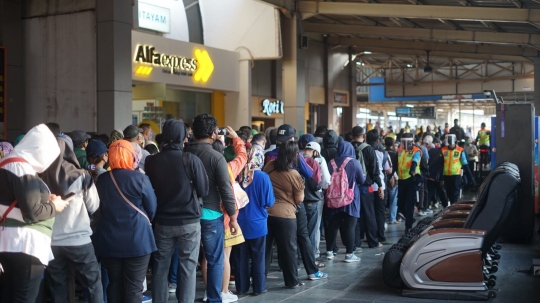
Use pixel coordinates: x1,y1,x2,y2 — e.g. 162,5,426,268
0,115,488,303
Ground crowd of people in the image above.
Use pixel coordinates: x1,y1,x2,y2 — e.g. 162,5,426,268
0,114,491,303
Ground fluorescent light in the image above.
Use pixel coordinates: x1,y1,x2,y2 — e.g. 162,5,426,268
407,64,412,68
406,104,414,108
356,62,361,65
387,111,396,116
364,51,372,54
437,109,444,112
361,63,365,66
359,108,370,113
351,55,357,61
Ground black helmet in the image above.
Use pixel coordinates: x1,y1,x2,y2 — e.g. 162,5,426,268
481,122,486,128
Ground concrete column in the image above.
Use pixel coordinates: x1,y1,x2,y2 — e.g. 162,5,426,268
96,0,133,133
224,60,251,129
282,15,306,133
534,57,540,116
342,47,357,133
318,36,334,130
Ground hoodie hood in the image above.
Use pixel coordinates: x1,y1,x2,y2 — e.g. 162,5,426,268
323,130,339,149
298,134,316,150
3,124,60,173
162,120,187,151
334,141,356,167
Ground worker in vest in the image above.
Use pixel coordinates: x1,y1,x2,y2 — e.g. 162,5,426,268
396,133,422,234
386,126,396,140
476,122,491,167
441,134,470,204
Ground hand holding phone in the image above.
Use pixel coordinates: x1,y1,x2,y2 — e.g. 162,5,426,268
62,192,77,201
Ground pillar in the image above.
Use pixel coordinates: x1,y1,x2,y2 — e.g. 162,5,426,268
534,56,540,116
282,15,306,133
224,60,251,129
318,36,334,130
342,47,357,133
96,0,133,133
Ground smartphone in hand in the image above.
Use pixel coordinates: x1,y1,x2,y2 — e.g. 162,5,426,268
62,192,77,201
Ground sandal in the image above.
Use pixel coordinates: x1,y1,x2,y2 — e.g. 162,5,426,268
315,261,325,268
287,282,305,289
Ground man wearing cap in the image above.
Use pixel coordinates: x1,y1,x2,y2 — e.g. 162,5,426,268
264,124,313,179
124,125,150,171
440,134,470,204
70,130,91,170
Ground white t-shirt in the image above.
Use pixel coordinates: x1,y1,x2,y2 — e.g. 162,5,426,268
372,150,391,191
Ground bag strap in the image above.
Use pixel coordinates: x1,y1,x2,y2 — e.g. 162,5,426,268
330,159,338,171
182,152,199,204
0,157,27,229
109,171,151,225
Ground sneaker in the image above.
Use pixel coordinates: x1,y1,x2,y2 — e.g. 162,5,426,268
229,275,235,285
434,202,440,208
202,291,207,302
425,209,433,214
326,251,334,260
344,253,361,263
417,211,426,216
354,247,363,253
380,240,393,245
384,223,388,230
142,295,152,303
308,271,328,280
398,212,406,220
221,290,238,303
167,283,176,293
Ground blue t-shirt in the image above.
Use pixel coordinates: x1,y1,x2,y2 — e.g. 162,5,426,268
238,171,275,239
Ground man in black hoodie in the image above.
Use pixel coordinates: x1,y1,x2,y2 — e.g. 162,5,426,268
321,130,339,166
351,126,383,249
145,120,209,303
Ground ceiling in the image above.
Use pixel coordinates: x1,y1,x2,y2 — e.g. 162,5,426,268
289,0,540,68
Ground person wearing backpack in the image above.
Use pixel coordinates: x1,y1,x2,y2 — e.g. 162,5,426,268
350,126,383,249
324,142,365,263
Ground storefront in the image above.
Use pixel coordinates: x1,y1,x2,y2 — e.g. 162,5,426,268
251,97,284,132
131,31,239,134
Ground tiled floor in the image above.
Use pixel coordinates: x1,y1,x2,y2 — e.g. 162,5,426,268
156,191,540,303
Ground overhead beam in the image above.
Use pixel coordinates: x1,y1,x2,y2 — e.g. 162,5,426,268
327,37,538,57
304,23,540,47
351,46,532,62
299,1,540,23
359,74,534,87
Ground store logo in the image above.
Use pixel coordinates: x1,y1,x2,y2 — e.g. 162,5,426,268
134,45,214,82
138,2,170,33
262,99,284,116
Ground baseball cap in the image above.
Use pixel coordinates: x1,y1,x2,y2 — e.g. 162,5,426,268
123,125,141,140
276,124,296,143
305,141,321,153
68,130,91,147
86,140,108,158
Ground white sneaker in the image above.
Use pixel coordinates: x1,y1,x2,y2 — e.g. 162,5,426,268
168,283,176,293
202,291,207,302
434,203,440,208
417,211,426,216
221,290,238,303
326,251,334,260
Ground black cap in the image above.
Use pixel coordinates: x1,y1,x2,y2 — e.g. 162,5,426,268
276,124,296,142
68,130,91,147
123,125,141,140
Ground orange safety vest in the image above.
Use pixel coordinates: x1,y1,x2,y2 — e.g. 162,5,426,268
442,146,464,176
397,146,421,180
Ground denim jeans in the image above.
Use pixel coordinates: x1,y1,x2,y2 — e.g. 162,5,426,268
304,201,320,257
387,186,398,222
201,217,225,303
168,244,178,284
103,254,150,303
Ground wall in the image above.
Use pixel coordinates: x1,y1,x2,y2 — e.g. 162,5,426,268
1,0,25,140
24,0,97,132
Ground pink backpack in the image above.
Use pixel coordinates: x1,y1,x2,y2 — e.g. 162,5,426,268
325,158,355,209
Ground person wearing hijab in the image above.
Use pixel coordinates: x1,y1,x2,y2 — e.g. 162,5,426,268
324,142,365,263
40,137,103,303
94,140,157,303
145,120,209,303
0,124,69,303
108,129,124,147
0,141,14,159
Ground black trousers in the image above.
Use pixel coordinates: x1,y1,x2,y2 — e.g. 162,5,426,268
0,252,44,303
373,192,387,242
444,175,462,204
265,216,299,287
296,203,318,275
325,212,357,254
427,179,449,208
233,236,266,294
103,254,151,303
356,190,378,248
46,243,103,303
398,178,417,229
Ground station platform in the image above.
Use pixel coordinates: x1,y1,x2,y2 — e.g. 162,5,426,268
167,204,540,303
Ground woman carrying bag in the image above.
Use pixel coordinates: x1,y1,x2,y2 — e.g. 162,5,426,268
94,140,157,303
